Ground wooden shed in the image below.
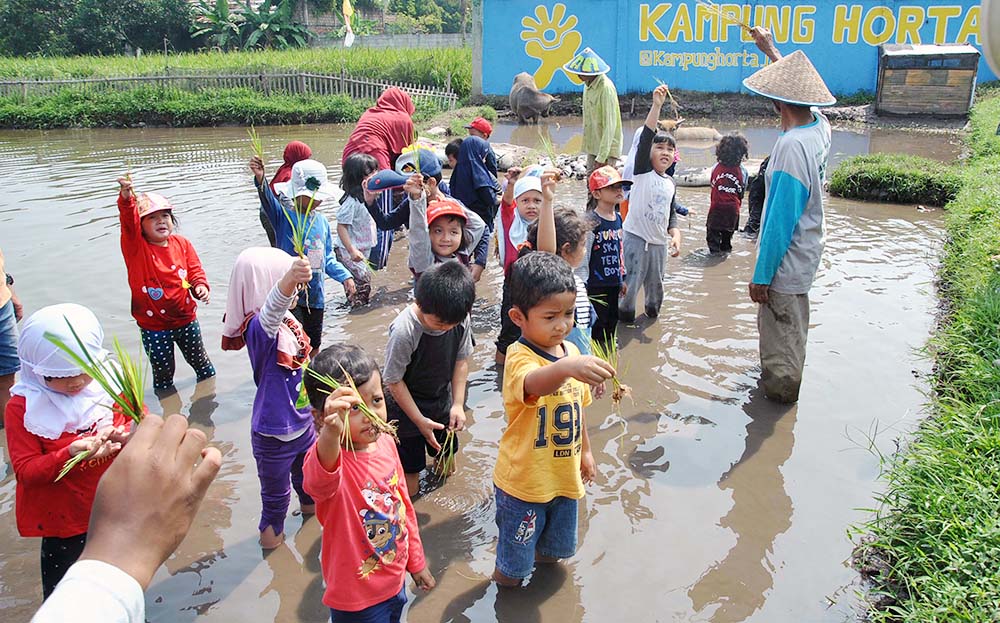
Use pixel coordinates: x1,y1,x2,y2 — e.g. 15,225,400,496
876,44,980,116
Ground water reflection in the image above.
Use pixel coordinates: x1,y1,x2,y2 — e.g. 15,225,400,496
688,387,797,622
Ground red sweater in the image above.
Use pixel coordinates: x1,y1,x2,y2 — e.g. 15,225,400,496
4,394,129,538
118,194,208,331
303,435,425,611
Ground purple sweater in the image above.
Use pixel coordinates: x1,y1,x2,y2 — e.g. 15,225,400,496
244,286,312,435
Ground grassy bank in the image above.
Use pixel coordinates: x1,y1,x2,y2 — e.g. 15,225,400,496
0,47,472,98
0,87,383,128
853,92,1000,619
829,153,962,207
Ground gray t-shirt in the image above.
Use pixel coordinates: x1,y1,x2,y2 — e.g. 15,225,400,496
382,304,472,385
334,196,377,252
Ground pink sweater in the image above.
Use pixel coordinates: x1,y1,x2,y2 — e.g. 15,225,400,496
303,434,426,611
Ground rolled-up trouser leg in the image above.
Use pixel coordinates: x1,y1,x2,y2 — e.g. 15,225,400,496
757,291,809,403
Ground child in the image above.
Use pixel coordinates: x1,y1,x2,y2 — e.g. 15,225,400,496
707,133,750,254
335,153,380,306
494,165,543,364
116,177,215,394
449,135,500,230
5,304,131,598
528,175,595,357
445,138,463,169
464,116,499,186
221,247,317,549
258,140,313,247
583,166,632,349
383,261,475,494
492,252,615,586
250,157,357,353
620,85,682,323
303,344,435,621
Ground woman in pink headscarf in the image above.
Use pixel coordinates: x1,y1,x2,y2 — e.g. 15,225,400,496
342,87,416,269
257,141,313,247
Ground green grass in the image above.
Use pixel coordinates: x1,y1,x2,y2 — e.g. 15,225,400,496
0,47,473,98
0,86,451,128
829,153,962,207
854,93,1000,620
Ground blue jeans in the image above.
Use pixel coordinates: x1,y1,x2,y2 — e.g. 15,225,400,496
330,585,406,623
494,486,578,580
139,320,215,390
0,299,18,376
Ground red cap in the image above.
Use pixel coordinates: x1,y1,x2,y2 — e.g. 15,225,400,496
464,117,493,138
426,197,467,226
588,166,633,193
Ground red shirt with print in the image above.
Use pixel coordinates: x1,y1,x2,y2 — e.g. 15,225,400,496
118,194,208,331
4,394,130,538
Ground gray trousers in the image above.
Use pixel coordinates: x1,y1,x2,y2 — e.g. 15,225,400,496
620,231,667,321
757,291,809,403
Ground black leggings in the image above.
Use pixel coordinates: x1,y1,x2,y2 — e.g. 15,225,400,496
588,285,621,348
707,228,734,253
292,306,324,352
41,533,87,599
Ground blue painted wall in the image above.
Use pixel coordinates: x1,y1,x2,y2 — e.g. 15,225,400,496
482,1,995,95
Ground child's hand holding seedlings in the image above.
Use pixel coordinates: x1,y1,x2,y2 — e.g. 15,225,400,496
279,256,313,297
504,167,523,184
411,566,436,591
652,84,669,108
68,428,121,462
193,284,211,304
448,404,467,432
249,156,266,184
98,423,131,446
117,176,134,199
403,172,425,201
315,387,359,470
562,355,616,386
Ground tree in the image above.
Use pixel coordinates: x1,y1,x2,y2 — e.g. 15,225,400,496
0,0,74,56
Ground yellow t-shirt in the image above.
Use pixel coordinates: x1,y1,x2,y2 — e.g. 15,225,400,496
493,339,593,503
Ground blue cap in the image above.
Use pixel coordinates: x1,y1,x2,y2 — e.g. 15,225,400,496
394,146,442,178
367,169,409,191
563,47,611,76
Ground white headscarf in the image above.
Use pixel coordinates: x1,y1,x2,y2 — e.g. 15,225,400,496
11,304,114,440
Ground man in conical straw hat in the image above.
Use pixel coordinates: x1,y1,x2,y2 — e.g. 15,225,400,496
744,28,834,404
563,47,623,173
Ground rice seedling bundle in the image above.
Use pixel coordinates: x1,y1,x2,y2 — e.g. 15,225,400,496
653,77,681,121
590,333,632,411
696,0,753,32
432,428,457,480
306,366,398,451
45,318,146,482
248,125,264,161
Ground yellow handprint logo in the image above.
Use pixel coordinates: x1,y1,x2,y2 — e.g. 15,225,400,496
521,3,583,88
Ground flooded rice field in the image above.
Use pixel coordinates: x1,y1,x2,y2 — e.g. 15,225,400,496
0,119,946,622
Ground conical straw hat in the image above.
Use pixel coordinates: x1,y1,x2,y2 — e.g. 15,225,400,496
742,50,836,107
563,47,611,76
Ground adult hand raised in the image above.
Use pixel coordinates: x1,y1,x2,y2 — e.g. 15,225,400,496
79,414,222,590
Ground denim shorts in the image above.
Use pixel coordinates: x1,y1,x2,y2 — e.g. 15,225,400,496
0,300,19,376
330,585,406,623
494,486,578,580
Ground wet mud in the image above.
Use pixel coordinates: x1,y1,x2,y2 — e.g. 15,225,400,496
0,120,944,622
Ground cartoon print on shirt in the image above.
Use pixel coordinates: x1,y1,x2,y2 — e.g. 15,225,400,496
361,479,395,514
178,268,191,289
358,508,399,578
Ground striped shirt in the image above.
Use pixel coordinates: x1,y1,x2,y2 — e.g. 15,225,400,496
574,275,591,328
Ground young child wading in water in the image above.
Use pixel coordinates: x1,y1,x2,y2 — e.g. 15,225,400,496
5,304,132,598
221,247,317,549
117,177,215,393
303,344,435,621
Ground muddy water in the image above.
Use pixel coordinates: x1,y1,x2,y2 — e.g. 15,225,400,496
0,121,944,622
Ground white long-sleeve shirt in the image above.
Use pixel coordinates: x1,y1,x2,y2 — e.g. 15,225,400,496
32,559,144,623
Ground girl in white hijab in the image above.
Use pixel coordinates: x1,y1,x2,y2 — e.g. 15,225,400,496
5,303,131,598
